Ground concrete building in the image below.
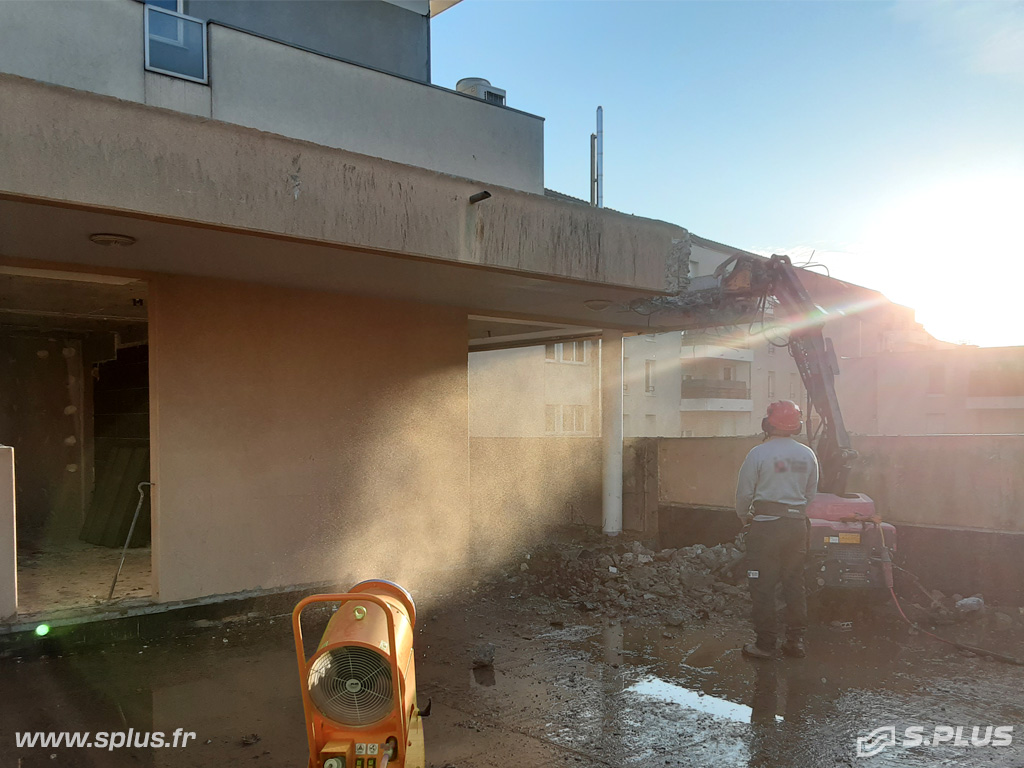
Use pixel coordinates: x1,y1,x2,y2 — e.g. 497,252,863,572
0,0,699,620
838,345,1024,435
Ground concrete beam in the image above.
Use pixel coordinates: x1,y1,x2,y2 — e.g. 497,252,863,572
0,74,687,295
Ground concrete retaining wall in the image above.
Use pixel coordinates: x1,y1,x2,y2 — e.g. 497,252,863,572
653,435,1024,532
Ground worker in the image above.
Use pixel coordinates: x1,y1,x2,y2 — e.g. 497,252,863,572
736,400,819,660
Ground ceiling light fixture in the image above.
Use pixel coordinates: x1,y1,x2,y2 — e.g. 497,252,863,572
88,233,136,247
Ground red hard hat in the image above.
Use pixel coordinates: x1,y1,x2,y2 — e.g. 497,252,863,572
766,400,803,434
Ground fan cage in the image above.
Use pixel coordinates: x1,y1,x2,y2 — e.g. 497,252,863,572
308,645,396,726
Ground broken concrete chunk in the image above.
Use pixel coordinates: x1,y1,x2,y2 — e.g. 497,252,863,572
471,642,495,669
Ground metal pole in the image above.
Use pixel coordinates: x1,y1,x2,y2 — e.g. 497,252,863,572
596,106,604,209
601,330,622,535
108,481,153,600
590,133,598,206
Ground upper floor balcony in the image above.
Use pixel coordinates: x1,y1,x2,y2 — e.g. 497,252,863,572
679,378,753,412
0,0,544,194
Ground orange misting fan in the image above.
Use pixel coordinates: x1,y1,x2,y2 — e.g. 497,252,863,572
293,580,428,768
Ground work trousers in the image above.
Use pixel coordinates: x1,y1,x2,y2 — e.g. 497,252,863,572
745,517,808,649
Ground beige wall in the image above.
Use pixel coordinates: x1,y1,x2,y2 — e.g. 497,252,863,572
469,343,599,438
470,437,602,530
148,275,467,602
0,0,542,194
209,25,544,193
1,447,15,620
838,347,1024,436
656,435,1024,532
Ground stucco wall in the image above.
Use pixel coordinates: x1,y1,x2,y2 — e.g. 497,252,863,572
148,275,467,602
188,0,430,82
656,435,1024,532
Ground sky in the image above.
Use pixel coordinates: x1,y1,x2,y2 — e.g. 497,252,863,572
431,1,1024,347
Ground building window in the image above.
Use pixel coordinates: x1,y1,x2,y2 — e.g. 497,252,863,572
789,373,798,400
768,371,776,399
927,364,945,395
545,341,588,364
144,3,208,84
767,343,776,355
723,366,735,381
645,360,656,393
644,414,657,434
689,260,700,278
544,405,558,433
545,404,587,434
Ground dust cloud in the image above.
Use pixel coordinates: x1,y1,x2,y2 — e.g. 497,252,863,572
331,349,600,607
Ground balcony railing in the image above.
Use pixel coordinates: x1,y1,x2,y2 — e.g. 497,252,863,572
144,5,207,84
680,379,750,400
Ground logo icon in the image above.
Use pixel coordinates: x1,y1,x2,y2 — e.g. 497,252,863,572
857,725,897,757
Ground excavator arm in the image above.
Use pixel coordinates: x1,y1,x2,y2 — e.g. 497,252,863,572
714,253,857,494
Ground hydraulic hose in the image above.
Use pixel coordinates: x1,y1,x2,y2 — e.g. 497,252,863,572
878,527,1024,667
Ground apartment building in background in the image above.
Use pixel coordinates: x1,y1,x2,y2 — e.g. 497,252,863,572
470,235,1024,440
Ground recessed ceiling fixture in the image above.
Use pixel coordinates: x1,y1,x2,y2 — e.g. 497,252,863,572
584,299,613,311
469,191,492,204
88,233,136,247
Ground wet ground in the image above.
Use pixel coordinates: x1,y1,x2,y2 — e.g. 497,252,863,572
2,582,1024,768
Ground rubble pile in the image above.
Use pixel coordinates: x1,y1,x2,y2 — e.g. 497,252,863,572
502,533,751,624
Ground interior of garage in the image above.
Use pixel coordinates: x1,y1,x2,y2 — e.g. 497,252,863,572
0,267,151,614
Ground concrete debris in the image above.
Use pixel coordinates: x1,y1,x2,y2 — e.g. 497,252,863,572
956,595,985,615
470,642,495,669
501,531,750,626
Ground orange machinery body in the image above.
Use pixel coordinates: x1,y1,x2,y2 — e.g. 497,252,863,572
293,580,424,768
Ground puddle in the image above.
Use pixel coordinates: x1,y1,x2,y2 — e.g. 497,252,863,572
625,675,765,723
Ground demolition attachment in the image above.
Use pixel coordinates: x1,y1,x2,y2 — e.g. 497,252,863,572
293,580,426,768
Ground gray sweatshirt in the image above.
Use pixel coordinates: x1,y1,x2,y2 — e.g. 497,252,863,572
735,437,819,521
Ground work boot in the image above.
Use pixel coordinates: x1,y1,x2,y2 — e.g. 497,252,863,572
781,637,807,658
742,642,776,660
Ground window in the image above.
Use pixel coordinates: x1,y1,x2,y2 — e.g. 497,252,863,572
768,371,776,399
789,373,798,400
545,404,587,434
723,366,735,381
645,360,656,393
927,364,945,395
689,260,700,278
644,414,657,435
144,3,208,84
544,405,558,433
545,341,587,364
767,343,776,356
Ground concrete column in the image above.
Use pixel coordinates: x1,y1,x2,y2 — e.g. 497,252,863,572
601,331,623,535
1,446,16,621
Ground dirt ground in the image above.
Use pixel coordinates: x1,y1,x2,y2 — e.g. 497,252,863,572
3,532,1024,767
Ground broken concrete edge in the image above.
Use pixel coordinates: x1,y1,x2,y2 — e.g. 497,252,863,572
0,579,341,655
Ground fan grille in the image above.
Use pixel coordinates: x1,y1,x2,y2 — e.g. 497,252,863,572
308,646,394,726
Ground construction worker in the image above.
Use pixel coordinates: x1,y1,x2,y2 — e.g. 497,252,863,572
736,400,819,660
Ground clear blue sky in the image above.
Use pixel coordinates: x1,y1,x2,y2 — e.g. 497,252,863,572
432,1,1024,346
